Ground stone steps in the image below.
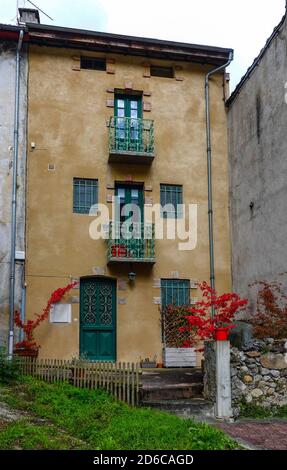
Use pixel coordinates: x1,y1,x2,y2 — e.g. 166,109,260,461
141,382,203,401
141,398,215,420
139,367,214,420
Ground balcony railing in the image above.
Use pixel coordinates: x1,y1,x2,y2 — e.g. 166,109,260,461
107,222,155,263
108,117,155,163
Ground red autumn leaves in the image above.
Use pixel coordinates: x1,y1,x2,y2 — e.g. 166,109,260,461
167,282,248,349
14,281,78,352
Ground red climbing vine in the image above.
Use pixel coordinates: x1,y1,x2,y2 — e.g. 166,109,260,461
14,281,78,353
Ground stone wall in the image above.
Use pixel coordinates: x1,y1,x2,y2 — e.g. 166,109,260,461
227,13,287,311
204,339,287,418
231,338,287,417
203,341,216,403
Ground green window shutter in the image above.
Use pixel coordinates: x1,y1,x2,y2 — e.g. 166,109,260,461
73,178,98,214
161,279,190,307
160,184,183,218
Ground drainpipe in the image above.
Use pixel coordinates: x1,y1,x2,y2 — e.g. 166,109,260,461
205,51,233,317
8,29,24,358
20,265,26,342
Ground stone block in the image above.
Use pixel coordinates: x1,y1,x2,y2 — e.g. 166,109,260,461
260,353,287,370
243,374,253,384
229,321,253,348
251,388,263,398
246,351,261,358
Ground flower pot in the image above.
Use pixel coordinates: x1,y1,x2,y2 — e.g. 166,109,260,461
13,348,39,358
141,362,157,369
214,328,230,341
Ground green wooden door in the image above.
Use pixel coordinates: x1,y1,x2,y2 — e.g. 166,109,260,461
114,94,143,151
115,183,144,223
114,183,145,258
80,277,116,361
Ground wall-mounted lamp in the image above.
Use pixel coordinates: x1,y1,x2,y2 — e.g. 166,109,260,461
249,201,254,210
128,272,136,283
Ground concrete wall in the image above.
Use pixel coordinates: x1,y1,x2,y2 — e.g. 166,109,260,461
0,41,27,348
228,15,287,310
26,45,232,362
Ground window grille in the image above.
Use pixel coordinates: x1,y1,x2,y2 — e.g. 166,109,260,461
73,178,98,214
160,184,183,218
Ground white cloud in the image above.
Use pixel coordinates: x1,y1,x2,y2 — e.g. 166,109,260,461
0,0,286,90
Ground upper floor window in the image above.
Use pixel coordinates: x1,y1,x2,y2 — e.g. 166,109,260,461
80,56,106,71
150,65,174,78
160,184,183,218
114,94,142,119
73,178,98,214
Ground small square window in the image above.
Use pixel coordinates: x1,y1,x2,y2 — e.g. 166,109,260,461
150,65,174,78
161,279,190,307
160,184,183,218
73,178,98,214
80,56,106,71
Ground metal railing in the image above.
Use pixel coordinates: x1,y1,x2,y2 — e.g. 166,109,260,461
108,116,154,156
107,222,155,263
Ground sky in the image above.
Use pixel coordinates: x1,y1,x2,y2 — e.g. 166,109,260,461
0,0,286,91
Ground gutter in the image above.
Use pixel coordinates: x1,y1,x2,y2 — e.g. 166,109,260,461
205,51,233,316
8,29,24,358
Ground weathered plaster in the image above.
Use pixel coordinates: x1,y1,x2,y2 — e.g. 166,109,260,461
0,41,27,347
228,16,287,310
26,46,231,361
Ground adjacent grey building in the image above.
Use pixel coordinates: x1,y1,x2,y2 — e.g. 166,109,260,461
0,24,28,347
227,9,287,310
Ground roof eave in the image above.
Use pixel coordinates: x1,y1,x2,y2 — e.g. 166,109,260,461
26,23,233,66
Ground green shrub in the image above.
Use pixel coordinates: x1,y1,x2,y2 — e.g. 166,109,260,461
239,399,287,419
0,348,20,384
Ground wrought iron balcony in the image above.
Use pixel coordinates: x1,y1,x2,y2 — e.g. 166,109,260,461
108,117,155,164
107,222,155,264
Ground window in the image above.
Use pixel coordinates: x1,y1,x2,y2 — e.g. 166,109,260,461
150,65,174,78
73,178,98,214
161,279,190,307
80,56,106,71
160,184,183,218
114,94,142,119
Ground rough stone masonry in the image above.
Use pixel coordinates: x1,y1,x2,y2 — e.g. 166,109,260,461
204,338,287,418
231,338,287,417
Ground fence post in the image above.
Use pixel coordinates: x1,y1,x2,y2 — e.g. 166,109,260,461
216,340,232,419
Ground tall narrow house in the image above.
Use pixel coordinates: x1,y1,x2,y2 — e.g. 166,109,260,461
24,11,233,364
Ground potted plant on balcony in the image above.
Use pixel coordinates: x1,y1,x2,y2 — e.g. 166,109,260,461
14,281,78,357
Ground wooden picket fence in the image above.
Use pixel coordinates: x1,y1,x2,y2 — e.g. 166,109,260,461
17,357,142,406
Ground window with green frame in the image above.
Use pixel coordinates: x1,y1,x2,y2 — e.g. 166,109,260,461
161,279,190,307
73,178,98,214
160,184,183,218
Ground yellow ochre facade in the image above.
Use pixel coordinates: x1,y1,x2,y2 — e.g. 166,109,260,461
25,27,232,364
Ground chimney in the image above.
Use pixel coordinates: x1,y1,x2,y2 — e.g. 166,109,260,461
18,8,40,24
